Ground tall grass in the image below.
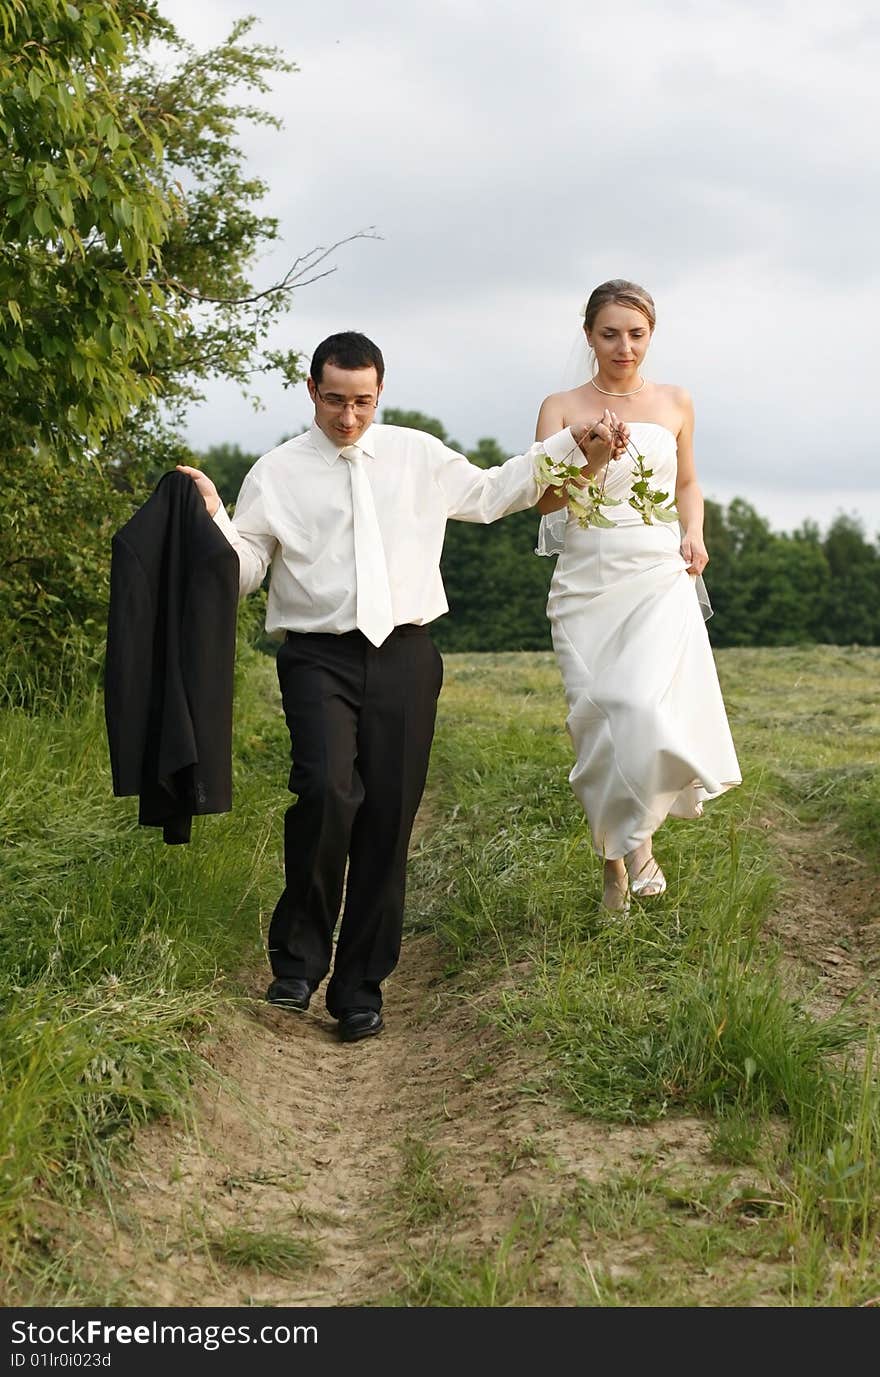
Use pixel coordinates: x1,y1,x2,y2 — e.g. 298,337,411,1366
2,643,877,1305
712,645,880,865
406,649,880,1297
0,645,287,1295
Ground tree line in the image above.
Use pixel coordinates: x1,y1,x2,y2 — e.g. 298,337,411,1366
199,412,880,653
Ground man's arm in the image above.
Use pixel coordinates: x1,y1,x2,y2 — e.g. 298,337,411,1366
535,396,570,514
434,425,612,524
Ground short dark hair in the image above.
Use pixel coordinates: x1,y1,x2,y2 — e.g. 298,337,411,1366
310,332,385,385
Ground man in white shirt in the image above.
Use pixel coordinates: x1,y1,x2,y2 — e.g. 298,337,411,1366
178,331,617,1043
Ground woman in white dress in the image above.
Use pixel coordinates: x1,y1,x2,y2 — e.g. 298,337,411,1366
535,279,741,911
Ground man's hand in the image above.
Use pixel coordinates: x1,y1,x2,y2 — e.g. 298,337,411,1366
569,408,630,478
177,464,221,517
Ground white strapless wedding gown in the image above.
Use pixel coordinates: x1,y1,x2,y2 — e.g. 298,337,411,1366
545,422,741,860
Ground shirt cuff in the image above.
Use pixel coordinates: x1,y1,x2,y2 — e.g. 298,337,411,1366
212,503,234,537
532,427,581,491
543,428,580,466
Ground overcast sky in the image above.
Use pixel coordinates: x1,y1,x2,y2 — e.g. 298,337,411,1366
159,0,879,536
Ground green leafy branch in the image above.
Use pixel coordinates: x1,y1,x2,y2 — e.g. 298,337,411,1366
621,432,679,525
535,440,620,531
537,425,678,532
538,423,655,532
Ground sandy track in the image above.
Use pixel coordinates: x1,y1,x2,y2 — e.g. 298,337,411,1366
81,810,878,1307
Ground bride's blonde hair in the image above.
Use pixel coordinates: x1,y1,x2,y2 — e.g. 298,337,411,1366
584,279,656,332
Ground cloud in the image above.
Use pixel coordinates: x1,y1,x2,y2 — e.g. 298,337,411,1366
158,0,879,533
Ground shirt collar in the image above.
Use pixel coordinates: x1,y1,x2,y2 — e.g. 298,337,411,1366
308,421,377,466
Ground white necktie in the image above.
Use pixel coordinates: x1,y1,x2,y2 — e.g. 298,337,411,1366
341,446,395,647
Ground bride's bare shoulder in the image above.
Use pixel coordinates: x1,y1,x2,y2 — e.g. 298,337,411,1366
538,388,567,409
650,382,694,435
538,384,590,419
535,389,566,425
654,381,693,408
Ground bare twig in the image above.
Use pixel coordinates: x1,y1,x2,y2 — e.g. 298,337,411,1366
160,229,382,305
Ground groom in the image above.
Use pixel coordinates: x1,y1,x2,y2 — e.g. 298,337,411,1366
179,331,614,1043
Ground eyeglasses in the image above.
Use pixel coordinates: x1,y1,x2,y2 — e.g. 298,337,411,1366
314,387,379,416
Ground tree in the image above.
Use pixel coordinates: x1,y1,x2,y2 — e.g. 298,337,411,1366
380,408,459,448
198,443,261,510
820,514,880,645
704,501,837,647
0,2,346,685
754,535,830,645
703,499,773,646
1,1,178,462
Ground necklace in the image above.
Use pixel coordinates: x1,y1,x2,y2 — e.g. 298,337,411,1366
589,375,647,397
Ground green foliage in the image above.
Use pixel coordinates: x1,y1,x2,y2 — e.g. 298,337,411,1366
0,646,286,1274
381,407,460,448
626,448,679,525
0,981,215,1252
205,1226,321,1277
2,647,878,1304
0,0,178,456
387,1136,470,1228
704,502,879,647
198,443,261,508
821,514,880,644
0,2,304,690
406,648,880,1281
392,1213,545,1307
436,501,554,652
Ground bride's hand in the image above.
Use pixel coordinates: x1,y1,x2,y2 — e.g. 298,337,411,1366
571,409,626,474
608,411,630,457
680,531,709,575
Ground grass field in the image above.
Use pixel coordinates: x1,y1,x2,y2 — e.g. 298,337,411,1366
400,645,879,1304
1,644,878,1305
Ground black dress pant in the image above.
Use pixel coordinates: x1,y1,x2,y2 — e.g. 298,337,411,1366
268,625,443,1017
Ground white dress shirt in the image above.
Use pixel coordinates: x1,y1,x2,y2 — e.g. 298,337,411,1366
213,421,577,637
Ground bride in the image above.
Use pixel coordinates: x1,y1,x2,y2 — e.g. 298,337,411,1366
535,279,741,911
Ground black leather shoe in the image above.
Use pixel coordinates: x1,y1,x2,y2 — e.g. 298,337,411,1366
338,1009,384,1043
266,977,311,1012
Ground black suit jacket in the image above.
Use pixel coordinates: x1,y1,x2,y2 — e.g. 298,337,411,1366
104,470,240,843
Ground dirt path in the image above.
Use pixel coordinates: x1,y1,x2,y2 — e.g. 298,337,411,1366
76,812,878,1307
766,813,879,1020
103,932,474,1306
87,927,722,1307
